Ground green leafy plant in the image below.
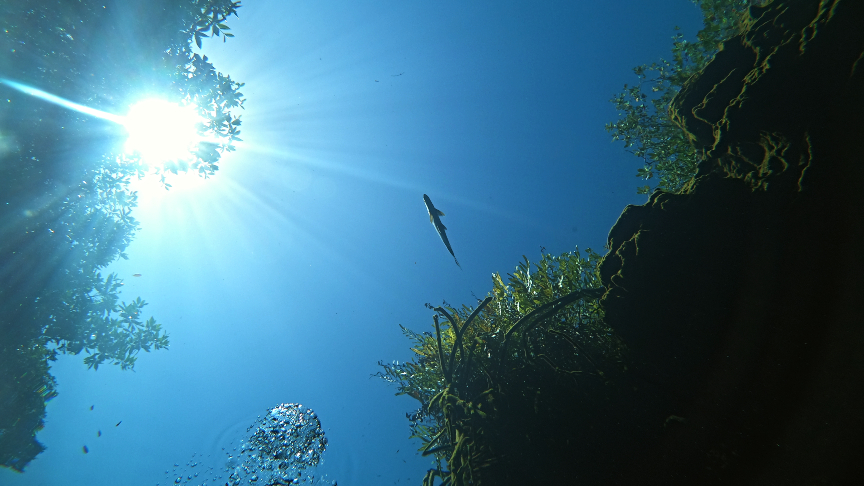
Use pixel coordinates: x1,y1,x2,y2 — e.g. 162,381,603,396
377,248,626,485
54,274,170,372
605,0,763,194
161,0,245,179
0,0,244,471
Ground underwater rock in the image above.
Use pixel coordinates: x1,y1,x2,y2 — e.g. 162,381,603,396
597,0,864,484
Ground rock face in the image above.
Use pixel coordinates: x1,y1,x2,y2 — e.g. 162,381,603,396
597,0,864,484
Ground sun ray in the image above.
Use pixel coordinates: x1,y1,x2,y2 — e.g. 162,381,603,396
0,77,124,124
1,78,203,164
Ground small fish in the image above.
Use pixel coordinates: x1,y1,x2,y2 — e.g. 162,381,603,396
132,274,141,277
115,421,122,427
423,194,461,269
97,430,101,437
89,405,94,411
82,445,89,454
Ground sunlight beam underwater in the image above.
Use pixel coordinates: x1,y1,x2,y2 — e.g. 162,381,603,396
0,77,201,163
0,77,125,124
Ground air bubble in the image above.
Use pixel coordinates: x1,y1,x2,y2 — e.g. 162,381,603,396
168,403,333,484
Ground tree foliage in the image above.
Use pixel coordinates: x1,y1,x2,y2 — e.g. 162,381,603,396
377,248,626,485
0,0,243,471
605,0,764,194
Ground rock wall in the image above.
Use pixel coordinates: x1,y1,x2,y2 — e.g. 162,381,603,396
597,0,864,483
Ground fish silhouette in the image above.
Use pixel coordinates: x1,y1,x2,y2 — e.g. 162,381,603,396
423,194,461,269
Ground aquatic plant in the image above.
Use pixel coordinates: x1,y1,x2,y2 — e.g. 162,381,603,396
606,0,766,194
378,248,626,485
0,0,243,471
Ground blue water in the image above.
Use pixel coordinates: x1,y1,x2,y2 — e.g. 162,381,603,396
0,1,703,484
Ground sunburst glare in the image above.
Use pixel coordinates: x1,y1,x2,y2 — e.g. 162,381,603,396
123,99,202,163
2,78,205,166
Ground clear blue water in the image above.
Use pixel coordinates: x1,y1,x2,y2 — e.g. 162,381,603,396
0,0,704,484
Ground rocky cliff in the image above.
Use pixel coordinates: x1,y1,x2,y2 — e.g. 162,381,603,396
597,0,864,483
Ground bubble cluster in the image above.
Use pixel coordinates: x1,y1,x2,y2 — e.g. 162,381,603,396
226,403,329,486
164,403,334,486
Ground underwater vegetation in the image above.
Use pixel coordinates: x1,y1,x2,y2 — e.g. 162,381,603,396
377,248,629,485
380,0,864,483
0,0,244,471
606,0,764,194
378,1,864,484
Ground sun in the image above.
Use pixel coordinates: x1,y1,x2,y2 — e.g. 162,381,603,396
123,99,202,163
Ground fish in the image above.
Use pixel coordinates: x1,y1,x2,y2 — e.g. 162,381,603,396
97,430,101,437
422,194,461,269
132,274,141,277
82,445,89,454
89,405,94,410
115,421,122,427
